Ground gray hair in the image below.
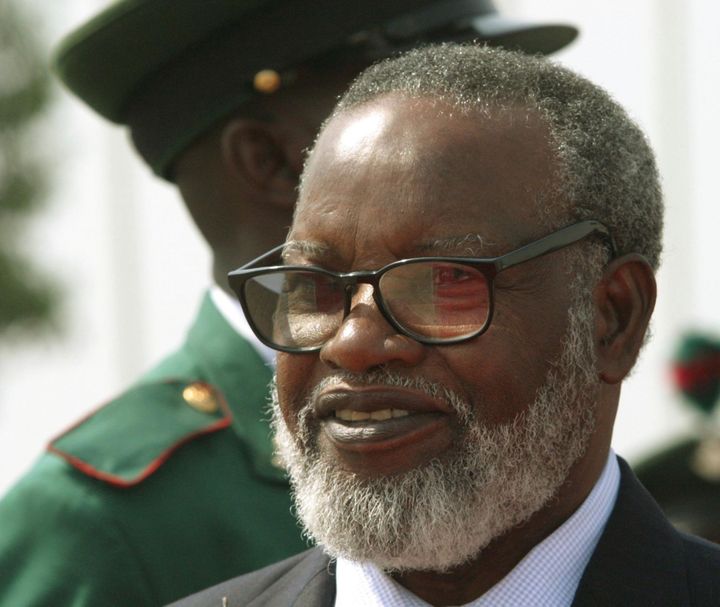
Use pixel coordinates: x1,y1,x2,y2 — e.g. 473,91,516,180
331,43,663,269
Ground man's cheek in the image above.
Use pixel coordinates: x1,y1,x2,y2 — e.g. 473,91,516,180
277,353,315,434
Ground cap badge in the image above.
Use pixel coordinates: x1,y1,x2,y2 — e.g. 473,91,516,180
253,69,282,94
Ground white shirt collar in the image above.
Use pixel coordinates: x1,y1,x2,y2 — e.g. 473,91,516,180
209,285,276,367
335,451,620,607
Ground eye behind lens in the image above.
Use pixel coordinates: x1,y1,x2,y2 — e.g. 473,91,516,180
245,270,346,349
380,261,490,341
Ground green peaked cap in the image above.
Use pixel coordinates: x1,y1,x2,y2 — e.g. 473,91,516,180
53,0,577,180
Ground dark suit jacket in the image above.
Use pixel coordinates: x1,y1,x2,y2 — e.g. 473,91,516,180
171,458,720,606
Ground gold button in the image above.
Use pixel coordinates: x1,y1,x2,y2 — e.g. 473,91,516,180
253,69,281,94
182,383,219,414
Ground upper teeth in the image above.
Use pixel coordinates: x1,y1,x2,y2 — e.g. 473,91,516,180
335,409,410,421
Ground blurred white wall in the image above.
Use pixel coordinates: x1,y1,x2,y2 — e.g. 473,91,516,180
1,0,718,496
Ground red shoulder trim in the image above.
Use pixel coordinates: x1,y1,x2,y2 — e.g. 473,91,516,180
47,380,233,489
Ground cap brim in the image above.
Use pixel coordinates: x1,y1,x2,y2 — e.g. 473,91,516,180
470,14,578,55
54,1,579,178
53,0,269,122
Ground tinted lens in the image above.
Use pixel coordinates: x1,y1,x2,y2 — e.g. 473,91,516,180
243,270,345,349
380,261,490,339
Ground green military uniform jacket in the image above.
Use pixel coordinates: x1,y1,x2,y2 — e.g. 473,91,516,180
0,294,308,606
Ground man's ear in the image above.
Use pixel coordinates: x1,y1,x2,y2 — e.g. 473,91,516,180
594,253,657,384
220,118,298,209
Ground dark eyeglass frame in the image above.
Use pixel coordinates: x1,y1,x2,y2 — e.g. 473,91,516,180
228,220,616,353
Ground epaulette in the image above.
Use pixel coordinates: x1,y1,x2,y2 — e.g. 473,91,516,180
48,380,232,488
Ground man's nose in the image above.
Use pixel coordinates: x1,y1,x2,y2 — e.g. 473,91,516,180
319,285,425,373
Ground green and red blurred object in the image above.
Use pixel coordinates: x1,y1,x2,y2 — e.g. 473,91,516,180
635,331,720,543
671,333,720,415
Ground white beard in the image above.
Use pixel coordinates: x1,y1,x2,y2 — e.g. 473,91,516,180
271,290,600,573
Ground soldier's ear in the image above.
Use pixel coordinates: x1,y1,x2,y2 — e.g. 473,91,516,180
594,254,656,384
220,118,297,209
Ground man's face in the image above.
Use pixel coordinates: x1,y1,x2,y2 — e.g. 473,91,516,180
273,95,602,570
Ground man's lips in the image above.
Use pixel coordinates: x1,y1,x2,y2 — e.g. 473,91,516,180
314,387,453,452
314,386,454,418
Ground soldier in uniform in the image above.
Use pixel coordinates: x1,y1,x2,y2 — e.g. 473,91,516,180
0,1,576,605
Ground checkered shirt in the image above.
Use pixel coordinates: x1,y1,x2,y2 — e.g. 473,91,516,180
335,451,620,607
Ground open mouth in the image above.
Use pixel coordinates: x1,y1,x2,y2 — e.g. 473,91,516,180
323,411,447,447
334,408,410,421
315,386,452,453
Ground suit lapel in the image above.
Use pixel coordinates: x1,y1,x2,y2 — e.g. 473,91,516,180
247,549,335,607
572,458,690,607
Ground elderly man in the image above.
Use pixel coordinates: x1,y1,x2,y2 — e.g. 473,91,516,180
176,44,720,606
0,2,578,606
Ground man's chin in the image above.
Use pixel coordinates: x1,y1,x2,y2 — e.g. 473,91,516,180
282,446,502,573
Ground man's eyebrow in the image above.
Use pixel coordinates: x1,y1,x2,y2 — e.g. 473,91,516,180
418,234,495,257
282,240,330,260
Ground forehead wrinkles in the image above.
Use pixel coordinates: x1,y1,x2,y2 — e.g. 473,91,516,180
295,131,438,254
321,98,438,164
299,108,462,218
308,98,555,197
295,96,559,257
300,128,427,203
303,97,465,193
